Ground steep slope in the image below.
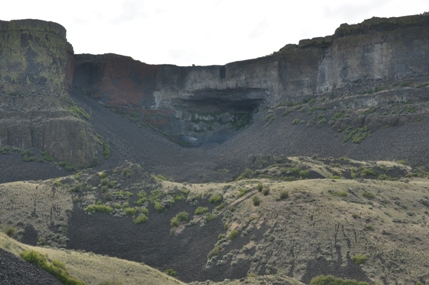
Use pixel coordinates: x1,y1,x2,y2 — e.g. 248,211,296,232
0,232,187,285
0,19,102,172
73,14,429,154
2,158,429,284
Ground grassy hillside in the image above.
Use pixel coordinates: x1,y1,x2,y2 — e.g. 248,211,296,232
0,232,186,285
1,157,429,284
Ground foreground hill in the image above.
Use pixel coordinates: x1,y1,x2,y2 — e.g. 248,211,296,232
0,232,186,285
1,157,429,284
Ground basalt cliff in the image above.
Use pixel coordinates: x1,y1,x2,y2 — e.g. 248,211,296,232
1,15,429,174
2,13,429,285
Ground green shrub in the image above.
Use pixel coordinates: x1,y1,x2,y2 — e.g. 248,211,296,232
6,226,16,237
257,182,263,192
102,143,110,159
99,171,108,179
237,188,247,198
209,193,222,204
253,196,261,206
378,173,388,180
361,168,376,177
216,203,225,210
135,191,147,205
171,211,189,227
299,170,309,178
397,159,408,165
53,180,62,187
351,254,368,265
262,187,270,196
174,194,185,201
124,207,138,215
154,201,164,213
71,183,82,193
328,190,347,197
133,214,148,224
205,213,218,222
362,191,375,199
20,250,86,285
140,207,149,215
42,151,54,162
236,168,254,180
280,190,289,200
65,103,91,121
122,168,133,178
85,204,113,214
163,269,177,277
310,275,368,285
59,161,76,172
207,246,222,259
22,150,36,162
194,207,209,215
228,229,239,240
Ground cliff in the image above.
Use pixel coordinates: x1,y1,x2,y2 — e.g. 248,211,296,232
0,19,101,166
73,14,429,146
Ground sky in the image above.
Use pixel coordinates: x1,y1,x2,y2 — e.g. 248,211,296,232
2,0,428,66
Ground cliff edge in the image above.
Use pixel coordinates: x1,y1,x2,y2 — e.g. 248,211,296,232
0,19,101,168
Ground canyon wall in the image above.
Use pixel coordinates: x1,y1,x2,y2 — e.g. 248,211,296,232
0,20,101,166
73,14,429,146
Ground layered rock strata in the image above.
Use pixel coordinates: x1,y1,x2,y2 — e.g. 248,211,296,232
0,20,101,166
73,14,429,146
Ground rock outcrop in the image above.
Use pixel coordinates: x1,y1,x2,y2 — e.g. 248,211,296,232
0,20,101,166
73,14,429,146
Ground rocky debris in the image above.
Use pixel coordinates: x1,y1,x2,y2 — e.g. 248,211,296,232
0,248,63,285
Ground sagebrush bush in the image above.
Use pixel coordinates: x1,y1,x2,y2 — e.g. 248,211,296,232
154,201,164,212
228,229,239,240
310,275,368,285
163,269,177,277
171,211,189,227
86,204,113,214
257,182,263,192
205,213,218,222
133,214,148,224
351,254,368,265
262,187,270,196
6,226,16,237
280,190,289,200
362,191,375,199
124,207,138,215
207,246,222,259
20,250,86,285
194,206,209,215
209,193,222,204
253,196,261,206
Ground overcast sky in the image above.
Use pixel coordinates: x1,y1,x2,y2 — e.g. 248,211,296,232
2,0,428,66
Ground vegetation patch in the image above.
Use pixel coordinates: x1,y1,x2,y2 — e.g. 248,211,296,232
20,250,86,285
171,211,189,227
133,214,148,224
228,229,239,240
351,254,368,265
208,193,222,204
194,207,209,215
310,275,368,285
86,204,113,214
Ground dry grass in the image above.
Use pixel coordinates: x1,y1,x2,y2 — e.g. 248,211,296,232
0,180,74,247
0,232,186,285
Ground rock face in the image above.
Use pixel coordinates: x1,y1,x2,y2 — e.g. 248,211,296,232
73,14,429,146
0,20,101,166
